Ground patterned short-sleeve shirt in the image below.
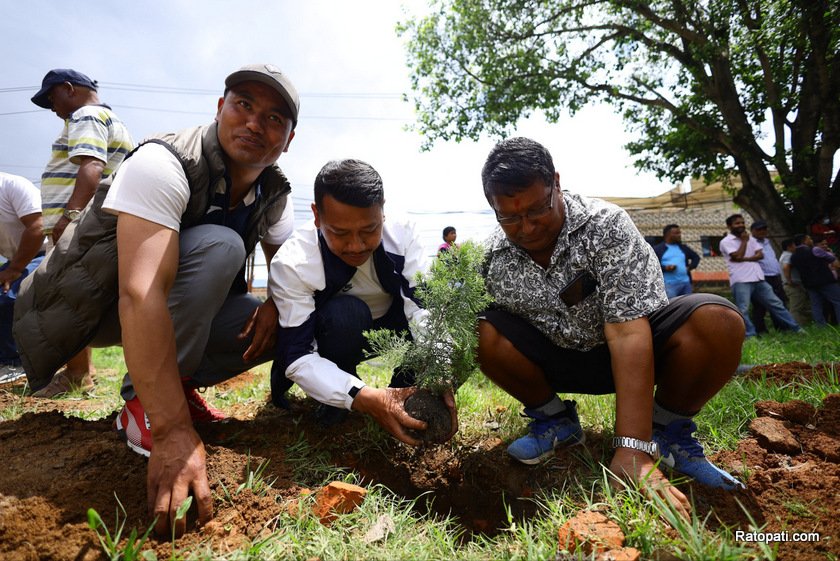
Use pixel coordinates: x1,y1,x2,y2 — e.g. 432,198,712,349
483,192,668,351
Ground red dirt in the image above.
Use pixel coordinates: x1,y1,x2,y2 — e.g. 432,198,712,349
1,362,837,560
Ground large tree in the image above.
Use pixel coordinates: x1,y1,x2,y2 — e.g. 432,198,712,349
400,0,840,234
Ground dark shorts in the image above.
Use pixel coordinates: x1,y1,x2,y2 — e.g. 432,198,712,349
479,293,739,395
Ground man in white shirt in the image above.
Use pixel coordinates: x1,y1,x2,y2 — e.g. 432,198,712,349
719,214,800,338
0,173,44,383
269,159,456,443
748,220,792,333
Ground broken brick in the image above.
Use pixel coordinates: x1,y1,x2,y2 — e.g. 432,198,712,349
557,510,625,555
312,481,367,524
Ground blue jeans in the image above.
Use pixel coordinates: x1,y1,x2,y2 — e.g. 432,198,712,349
731,281,801,337
0,255,45,364
664,281,693,300
805,283,840,325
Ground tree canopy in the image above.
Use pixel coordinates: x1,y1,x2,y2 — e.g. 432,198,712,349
400,0,840,234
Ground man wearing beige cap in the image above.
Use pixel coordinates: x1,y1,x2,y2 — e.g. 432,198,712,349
14,64,298,535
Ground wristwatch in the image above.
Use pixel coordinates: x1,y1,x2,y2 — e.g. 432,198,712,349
612,436,660,458
63,208,82,221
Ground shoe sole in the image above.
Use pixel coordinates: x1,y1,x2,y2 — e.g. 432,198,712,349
510,432,586,466
114,415,151,458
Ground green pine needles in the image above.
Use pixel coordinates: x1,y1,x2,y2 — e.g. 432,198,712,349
365,240,493,394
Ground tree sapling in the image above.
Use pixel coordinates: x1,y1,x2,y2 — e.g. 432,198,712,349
365,240,492,443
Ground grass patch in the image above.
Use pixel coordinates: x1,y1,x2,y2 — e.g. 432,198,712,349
3,326,837,560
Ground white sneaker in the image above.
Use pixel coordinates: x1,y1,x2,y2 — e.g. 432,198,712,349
0,364,27,384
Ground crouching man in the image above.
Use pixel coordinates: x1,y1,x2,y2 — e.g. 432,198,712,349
269,159,456,444
15,64,299,535
476,138,746,517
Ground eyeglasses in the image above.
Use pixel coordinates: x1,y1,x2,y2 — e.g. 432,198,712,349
494,188,555,226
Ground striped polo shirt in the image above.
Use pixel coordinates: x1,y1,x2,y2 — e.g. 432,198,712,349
40,104,134,233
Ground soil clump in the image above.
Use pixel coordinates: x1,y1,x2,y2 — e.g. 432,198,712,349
404,388,452,443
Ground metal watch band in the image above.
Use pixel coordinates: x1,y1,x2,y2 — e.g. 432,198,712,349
63,208,82,220
612,436,659,457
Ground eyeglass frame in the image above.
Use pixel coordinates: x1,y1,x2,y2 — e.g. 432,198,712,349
493,185,556,226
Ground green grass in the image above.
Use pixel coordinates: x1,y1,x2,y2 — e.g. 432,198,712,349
2,326,838,560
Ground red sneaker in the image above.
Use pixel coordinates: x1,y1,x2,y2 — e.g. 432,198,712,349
115,396,152,457
184,386,227,423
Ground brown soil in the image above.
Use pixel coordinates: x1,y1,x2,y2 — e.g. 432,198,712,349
404,388,452,443
0,362,837,560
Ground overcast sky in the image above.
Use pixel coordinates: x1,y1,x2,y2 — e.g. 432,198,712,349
1,0,674,226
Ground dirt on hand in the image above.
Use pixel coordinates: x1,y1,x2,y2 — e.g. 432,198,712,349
0,361,837,560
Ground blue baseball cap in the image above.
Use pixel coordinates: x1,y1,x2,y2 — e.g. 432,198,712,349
31,69,98,109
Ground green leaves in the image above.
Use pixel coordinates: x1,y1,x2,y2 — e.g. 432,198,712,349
401,0,840,233
365,240,492,394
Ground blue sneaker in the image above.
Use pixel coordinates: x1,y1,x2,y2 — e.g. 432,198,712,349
507,400,585,465
653,419,745,490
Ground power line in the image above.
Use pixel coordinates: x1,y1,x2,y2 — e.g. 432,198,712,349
1,82,404,99
111,104,408,121
0,109,42,116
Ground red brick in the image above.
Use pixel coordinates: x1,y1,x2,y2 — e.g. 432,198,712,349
557,510,625,554
312,481,367,525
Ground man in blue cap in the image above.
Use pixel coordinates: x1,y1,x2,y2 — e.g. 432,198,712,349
29,68,134,397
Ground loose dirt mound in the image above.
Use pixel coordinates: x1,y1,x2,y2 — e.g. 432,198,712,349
1,374,837,560
741,361,837,384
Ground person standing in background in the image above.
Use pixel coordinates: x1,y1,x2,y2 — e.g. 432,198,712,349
438,226,457,256
779,238,812,327
791,234,840,325
719,214,800,338
652,224,700,299
0,173,44,383
748,220,790,334
30,68,135,397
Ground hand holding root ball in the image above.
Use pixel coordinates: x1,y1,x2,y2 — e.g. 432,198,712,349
365,241,491,444
353,386,459,445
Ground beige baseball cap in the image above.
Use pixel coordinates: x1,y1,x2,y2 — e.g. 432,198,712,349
225,63,300,127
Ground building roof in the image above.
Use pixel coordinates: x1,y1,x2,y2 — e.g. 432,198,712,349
601,178,742,211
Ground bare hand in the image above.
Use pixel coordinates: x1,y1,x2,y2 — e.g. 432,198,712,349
352,386,428,446
608,448,690,519
738,230,750,241
0,268,21,293
239,299,278,362
147,425,213,537
51,217,69,244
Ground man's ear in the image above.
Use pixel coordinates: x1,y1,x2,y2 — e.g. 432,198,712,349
215,97,224,122
283,130,295,153
311,202,320,228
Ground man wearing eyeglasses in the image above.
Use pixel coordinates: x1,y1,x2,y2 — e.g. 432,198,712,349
477,137,746,517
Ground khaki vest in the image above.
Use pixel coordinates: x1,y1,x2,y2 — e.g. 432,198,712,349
13,123,291,389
